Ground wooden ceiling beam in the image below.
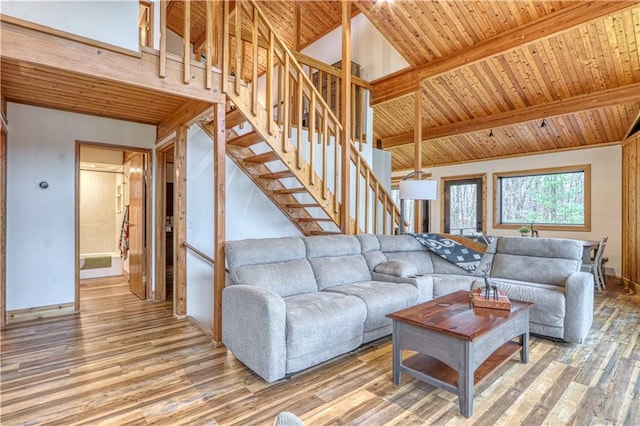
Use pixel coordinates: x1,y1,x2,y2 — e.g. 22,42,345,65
370,1,637,105
157,100,213,142
381,82,640,148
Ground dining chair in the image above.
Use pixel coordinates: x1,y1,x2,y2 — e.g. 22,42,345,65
597,237,609,290
581,236,607,292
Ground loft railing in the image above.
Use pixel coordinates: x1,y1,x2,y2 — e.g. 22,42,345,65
224,0,400,234
157,0,400,234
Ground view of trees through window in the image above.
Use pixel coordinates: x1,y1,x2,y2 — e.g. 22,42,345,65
449,184,477,234
499,170,585,225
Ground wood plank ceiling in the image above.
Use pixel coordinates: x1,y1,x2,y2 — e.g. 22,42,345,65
255,0,640,171
2,0,638,171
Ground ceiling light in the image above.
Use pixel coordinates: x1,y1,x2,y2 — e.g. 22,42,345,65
540,119,547,128
489,129,494,138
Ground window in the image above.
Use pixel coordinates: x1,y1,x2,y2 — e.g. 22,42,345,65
494,165,590,231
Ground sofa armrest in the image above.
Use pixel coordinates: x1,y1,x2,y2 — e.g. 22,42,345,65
563,272,595,343
371,271,433,303
222,285,287,382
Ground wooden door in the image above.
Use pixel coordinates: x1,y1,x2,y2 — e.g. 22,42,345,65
128,153,146,299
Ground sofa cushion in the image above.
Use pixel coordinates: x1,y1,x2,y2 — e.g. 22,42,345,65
226,236,305,268
284,292,366,371
234,259,318,297
374,260,417,277
489,278,566,329
432,274,485,298
490,237,582,286
305,235,371,290
377,235,435,274
324,281,419,335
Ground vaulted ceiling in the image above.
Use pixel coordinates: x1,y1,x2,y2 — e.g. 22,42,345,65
2,0,638,173
252,0,640,171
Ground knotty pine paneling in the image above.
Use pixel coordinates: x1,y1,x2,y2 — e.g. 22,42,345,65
622,134,639,291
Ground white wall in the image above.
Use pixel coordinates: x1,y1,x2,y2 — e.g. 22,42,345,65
185,125,300,329
302,13,409,81
1,1,140,51
6,103,155,311
426,146,623,274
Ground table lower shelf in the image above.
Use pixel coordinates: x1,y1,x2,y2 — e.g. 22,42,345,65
402,340,522,388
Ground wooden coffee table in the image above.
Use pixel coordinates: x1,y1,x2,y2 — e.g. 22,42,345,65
387,290,533,418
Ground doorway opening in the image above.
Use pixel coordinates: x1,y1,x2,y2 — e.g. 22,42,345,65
154,140,175,304
75,142,151,312
442,174,487,235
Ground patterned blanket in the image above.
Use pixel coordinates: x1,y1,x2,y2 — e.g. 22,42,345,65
410,233,488,273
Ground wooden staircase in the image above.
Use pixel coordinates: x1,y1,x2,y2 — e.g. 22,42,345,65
199,0,401,236
201,104,341,235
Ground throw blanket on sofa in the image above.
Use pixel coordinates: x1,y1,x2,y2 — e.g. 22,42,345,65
410,233,486,273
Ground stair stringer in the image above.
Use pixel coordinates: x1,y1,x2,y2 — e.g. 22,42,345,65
199,118,337,236
225,82,343,232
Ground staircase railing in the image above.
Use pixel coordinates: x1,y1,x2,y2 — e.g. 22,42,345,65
223,0,400,234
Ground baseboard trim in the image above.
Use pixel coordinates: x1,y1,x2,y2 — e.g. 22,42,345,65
7,302,75,324
187,316,214,339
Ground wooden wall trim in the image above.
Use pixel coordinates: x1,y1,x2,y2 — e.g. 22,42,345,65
0,14,141,58
622,135,639,291
7,302,75,324
1,126,6,326
174,126,187,318
213,104,225,344
156,100,212,143
1,19,225,103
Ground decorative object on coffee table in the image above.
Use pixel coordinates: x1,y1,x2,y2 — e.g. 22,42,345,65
469,287,512,310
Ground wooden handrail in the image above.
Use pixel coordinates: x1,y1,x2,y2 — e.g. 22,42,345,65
182,242,215,266
224,0,400,235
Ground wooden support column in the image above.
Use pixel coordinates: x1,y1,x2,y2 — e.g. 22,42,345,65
174,126,187,318
1,113,6,326
213,104,226,344
414,88,423,233
340,0,352,234
294,1,301,51
183,0,191,84
160,0,167,77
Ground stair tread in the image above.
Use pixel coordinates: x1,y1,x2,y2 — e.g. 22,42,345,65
296,217,333,222
272,187,307,194
226,108,246,129
309,231,342,235
228,131,263,147
244,152,279,164
284,203,321,208
259,170,294,179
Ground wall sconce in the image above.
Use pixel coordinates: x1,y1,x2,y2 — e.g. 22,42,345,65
399,171,437,234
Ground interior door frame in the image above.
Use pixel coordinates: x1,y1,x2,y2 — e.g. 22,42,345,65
75,141,152,312
154,138,175,302
440,173,487,235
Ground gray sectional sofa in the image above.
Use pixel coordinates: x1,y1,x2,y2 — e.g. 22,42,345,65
223,234,594,382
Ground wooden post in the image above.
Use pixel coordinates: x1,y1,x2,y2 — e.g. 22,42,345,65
174,126,187,318
1,119,7,326
340,0,352,234
160,0,167,78
183,0,191,84
213,104,226,344
414,88,423,233
205,0,213,89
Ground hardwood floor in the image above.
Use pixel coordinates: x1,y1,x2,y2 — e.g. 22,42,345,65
1,276,639,425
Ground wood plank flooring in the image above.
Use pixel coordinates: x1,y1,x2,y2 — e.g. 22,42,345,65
1,276,639,425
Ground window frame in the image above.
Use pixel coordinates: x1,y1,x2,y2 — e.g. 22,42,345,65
440,173,487,235
493,164,591,232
